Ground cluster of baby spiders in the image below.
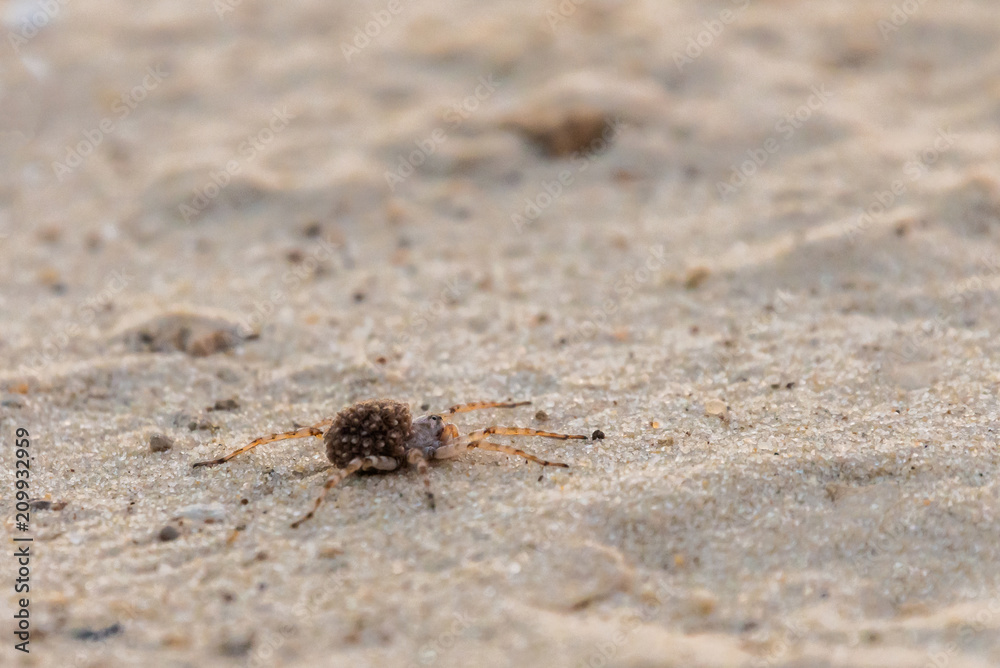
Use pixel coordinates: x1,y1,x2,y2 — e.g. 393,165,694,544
192,399,591,528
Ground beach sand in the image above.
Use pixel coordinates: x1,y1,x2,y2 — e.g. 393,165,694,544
2,1,999,666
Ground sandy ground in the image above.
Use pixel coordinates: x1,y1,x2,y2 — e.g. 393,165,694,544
2,1,1000,666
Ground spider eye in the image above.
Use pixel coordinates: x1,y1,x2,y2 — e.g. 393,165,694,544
431,415,441,421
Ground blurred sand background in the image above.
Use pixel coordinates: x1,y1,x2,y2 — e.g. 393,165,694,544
2,0,1000,666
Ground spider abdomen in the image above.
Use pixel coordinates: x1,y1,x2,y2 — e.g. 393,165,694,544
324,399,413,468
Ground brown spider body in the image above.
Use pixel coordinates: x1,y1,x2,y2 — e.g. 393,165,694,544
192,399,592,528
324,399,412,468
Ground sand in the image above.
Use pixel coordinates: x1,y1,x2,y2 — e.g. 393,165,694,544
2,1,1000,666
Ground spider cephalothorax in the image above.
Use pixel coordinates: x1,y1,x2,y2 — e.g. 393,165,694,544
407,414,460,455
193,399,591,528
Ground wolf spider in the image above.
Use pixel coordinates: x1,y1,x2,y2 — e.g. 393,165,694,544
192,399,589,528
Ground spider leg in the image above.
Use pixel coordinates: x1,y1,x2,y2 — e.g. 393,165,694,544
434,426,586,463
364,456,401,471
465,426,589,442
290,455,397,528
434,427,587,466
470,439,569,467
441,401,531,416
192,419,333,468
432,442,467,460
406,449,436,511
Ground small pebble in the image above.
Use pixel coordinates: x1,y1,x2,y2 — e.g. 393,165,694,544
188,418,216,431
158,525,180,542
220,636,254,657
120,312,246,357
687,589,718,616
28,499,66,510
176,503,228,522
171,412,193,428
149,433,174,452
704,399,729,421
507,107,613,158
534,410,549,421
1,395,24,408
209,398,240,411
37,225,63,244
592,429,605,440
73,623,123,642
684,266,711,289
